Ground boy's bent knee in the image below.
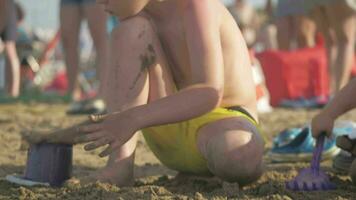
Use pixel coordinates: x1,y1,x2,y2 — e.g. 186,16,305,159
206,129,264,186
215,152,264,186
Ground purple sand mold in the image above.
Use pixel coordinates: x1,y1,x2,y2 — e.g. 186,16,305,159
286,135,336,191
24,143,73,187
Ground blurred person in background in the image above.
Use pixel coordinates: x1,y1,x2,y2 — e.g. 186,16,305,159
14,2,27,42
59,0,109,114
275,0,317,50
228,0,260,48
254,0,278,50
0,0,6,32
307,0,356,93
0,0,20,98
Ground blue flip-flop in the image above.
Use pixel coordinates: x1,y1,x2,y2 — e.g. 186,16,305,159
268,126,340,163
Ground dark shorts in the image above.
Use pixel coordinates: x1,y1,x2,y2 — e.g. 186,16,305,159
60,0,96,6
305,0,356,11
275,0,306,18
0,0,17,42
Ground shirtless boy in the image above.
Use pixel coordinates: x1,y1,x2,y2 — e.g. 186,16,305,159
29,0,265,187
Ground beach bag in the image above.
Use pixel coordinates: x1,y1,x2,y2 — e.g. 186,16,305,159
256,47,329,106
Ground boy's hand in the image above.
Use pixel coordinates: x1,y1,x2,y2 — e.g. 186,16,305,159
75,111,137,157
311,113,335,139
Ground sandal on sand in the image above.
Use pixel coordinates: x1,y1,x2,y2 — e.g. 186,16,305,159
66,98,106,115
336,135,356,156
332,135,356,173
331,122,356,174
268,127,340,163
332,150,355,174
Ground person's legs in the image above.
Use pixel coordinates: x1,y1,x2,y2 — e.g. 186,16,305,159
79,14,176,186
2,0,19,97
82,2,109,99
275,16,294,50
295,14,317,48
326,2,356,91
196,117,264,186
4,41,20,97
310,6,337,93
0,0,7,32
256,24,278,50
60,4,82,100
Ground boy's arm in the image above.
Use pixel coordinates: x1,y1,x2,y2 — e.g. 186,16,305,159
79,0,224,156
23,115,106,144
323,79,356,119
312,79,356,138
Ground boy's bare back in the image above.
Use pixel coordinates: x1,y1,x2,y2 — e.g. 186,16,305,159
143,0,257,119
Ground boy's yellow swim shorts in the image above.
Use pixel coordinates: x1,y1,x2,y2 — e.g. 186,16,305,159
142,106,261,175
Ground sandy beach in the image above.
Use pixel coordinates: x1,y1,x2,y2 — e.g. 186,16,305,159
0,103,355,199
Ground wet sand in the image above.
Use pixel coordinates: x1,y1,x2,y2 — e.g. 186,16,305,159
0,103,355,199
